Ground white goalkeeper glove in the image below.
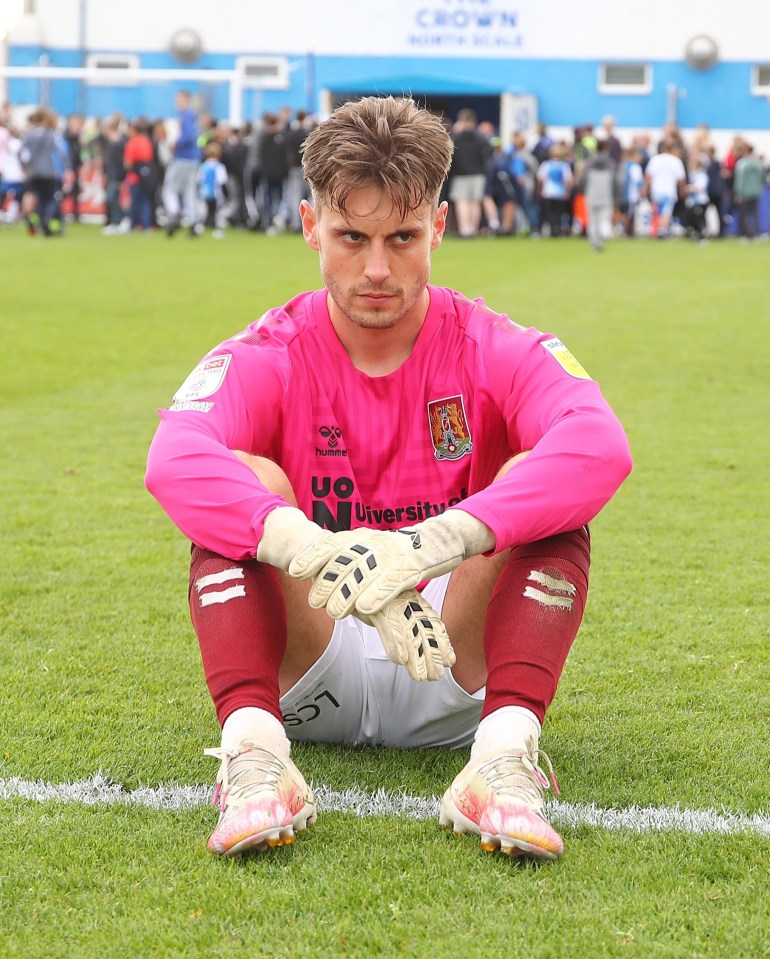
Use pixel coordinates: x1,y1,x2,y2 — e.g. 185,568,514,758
258,508,457,681
366,589,456,681
289,509,495,619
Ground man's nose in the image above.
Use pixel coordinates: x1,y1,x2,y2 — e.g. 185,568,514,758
362,243,391,284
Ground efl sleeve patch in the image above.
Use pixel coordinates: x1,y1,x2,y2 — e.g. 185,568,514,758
173,354,232,402
539,337,592,380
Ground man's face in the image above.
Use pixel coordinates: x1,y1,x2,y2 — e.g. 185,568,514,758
300,186,447,331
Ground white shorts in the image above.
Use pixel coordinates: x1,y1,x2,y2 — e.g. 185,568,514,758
279,574,485,749
449,174,486,203
652,195,676,219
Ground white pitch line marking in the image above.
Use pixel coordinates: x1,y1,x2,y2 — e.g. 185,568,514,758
1,774,770,838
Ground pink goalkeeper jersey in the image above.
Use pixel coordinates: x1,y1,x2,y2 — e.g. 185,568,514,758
146,286,632,560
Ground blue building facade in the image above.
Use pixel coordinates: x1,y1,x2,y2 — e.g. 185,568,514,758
4,0,770,146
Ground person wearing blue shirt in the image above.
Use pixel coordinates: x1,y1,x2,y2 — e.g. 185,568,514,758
504,143,527,209
508,132,540,234
162,90,202,237
481,137,516,235
197,141,229,238
535,144,574,238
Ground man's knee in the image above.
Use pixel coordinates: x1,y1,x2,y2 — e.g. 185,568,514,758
232,452,297,505
511,526,590,568
494,449,530,481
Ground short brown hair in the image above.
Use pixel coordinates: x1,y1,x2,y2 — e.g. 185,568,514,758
301,96,453,217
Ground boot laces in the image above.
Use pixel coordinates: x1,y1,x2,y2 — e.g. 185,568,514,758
204,740,286,811
478,747,560,806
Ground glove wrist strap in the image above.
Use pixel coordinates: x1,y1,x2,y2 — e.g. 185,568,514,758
257,506,319,571
429,509,496,558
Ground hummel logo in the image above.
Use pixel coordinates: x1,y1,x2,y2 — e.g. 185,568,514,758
319,425,342,449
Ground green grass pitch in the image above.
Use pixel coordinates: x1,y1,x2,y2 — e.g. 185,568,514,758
2,224,769,958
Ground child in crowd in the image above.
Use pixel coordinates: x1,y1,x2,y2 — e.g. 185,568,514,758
197,141,228,238
579,137,617,252
686,156,710,241
536,144,573,237
617,148,644,237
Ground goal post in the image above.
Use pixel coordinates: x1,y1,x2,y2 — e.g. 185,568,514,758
0,57,298,126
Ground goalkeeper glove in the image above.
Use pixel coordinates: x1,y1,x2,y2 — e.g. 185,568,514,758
258,509,457,681
256,507,343,572
367,588,455,682
289,509,495,619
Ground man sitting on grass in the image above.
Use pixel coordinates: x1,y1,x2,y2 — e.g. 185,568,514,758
146,96,632,861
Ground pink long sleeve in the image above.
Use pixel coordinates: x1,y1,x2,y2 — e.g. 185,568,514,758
145,330,292,559
452,308,632,548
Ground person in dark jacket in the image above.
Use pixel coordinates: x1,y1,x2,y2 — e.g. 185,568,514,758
62,113,84,221
258,112,289,232
704,145,726,237
284,110,313,231
101,119,127,233
448,109,488,237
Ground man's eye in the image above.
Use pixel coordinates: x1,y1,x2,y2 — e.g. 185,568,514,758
344,232,362,242
395,233,413,243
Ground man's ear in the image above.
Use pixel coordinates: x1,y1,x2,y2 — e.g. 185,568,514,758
300,200,319,251
431,201,448,250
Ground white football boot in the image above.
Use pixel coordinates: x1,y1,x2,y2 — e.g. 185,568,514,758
205,740,316,855
439,730,563,860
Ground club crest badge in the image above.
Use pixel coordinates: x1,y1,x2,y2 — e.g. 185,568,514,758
428,395,473,461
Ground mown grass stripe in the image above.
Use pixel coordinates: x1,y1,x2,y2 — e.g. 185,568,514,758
3,774,769,838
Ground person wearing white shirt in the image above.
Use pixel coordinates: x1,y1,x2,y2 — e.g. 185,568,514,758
644,145,687,238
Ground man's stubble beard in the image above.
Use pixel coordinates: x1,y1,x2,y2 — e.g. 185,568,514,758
321,259,430,331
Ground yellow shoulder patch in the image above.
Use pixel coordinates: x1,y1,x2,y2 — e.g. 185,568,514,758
540,337,592,380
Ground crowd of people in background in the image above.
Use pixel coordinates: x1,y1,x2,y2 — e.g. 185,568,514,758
0,92,315,239
1,95,768,247
448,110,769,249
